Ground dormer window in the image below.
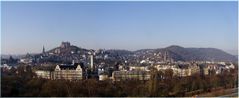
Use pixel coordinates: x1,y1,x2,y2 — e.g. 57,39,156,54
76,65,82,71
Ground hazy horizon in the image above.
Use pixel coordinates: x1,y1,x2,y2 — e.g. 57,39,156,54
1,1,238,55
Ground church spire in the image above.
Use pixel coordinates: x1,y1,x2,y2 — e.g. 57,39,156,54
42,46,45,54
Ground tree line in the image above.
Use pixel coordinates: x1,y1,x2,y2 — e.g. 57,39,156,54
1,65,238,97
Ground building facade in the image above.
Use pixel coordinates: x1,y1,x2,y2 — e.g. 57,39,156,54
35,70,51,79
53,64,83,80
112,70,150,81
35,63,83,80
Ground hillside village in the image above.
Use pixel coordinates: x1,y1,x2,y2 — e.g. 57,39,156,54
1,42,237,81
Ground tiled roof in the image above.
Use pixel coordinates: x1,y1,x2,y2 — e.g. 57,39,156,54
58,63,82,70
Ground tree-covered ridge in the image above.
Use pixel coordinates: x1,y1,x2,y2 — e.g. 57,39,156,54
44,44,238,63
160,45,237,62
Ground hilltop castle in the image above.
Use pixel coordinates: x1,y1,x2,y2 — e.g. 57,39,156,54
60,41,71,48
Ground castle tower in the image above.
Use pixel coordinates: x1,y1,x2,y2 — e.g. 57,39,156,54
60,41,71,48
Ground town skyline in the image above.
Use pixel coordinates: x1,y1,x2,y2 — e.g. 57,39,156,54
1,1,238,97
1,2,238,55
1,41,238,55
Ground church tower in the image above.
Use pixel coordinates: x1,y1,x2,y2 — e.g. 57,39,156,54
42,46,45,54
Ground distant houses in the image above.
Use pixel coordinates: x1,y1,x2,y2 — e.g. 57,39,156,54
5,42,233,81
33,61,236,81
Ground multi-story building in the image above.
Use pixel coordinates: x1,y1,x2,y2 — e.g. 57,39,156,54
35,70,52,79
203,67,209,75
155,63,173,71
177,64,190,77
99,73,109,81
155,63,201,77
129,65,149,71
112,70,150,81
53,64,83,80
35,63,84,80
189,64,200,75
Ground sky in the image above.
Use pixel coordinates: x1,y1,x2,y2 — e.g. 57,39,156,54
1,1,238,55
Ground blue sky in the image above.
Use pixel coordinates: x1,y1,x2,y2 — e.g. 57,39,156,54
1,1,238,55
